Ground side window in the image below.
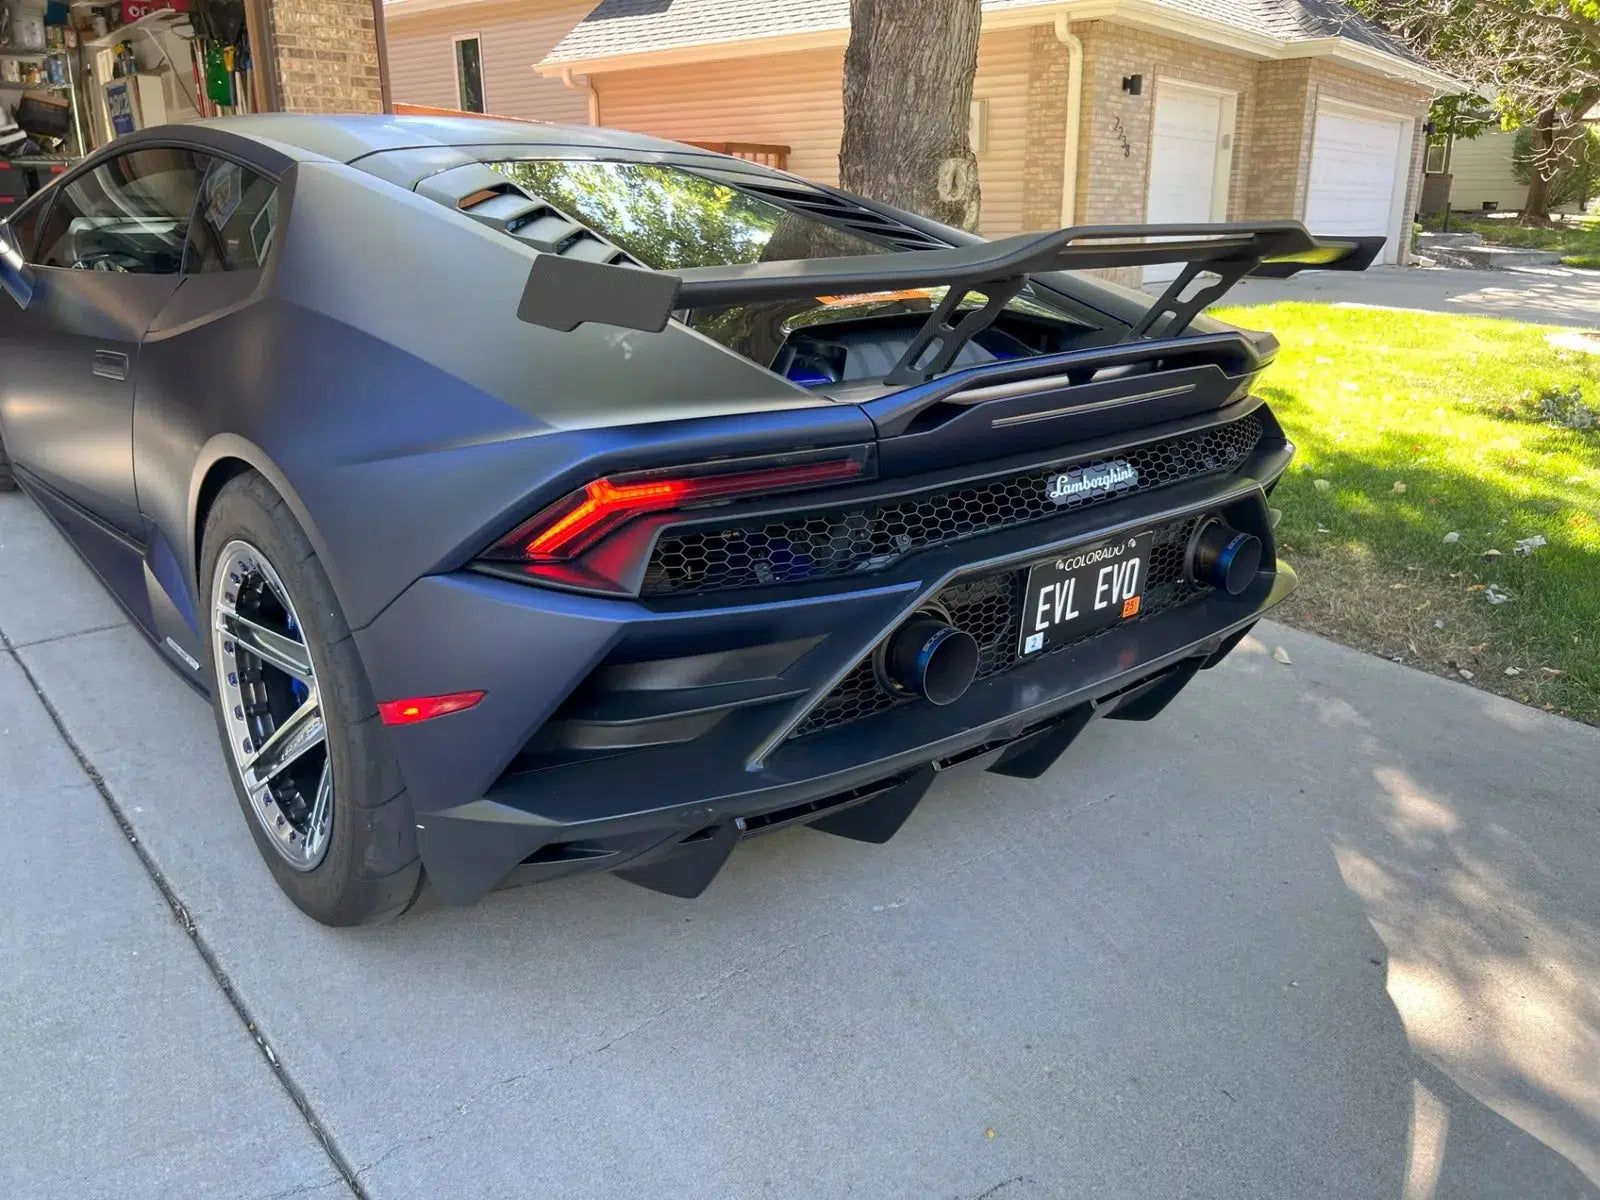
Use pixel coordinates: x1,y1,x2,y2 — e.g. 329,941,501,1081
7,190,52,263
34,148,208,274
454,35,485,113
184,159,279,273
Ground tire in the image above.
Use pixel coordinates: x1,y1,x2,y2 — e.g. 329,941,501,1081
0,434,16,492
201,472,424,925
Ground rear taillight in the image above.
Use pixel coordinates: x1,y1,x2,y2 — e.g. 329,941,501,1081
480,448,872,593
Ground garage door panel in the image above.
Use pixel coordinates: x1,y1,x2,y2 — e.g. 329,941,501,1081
1305,107,1405,261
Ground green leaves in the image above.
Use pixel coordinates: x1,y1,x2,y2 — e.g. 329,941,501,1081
1358,0,1600,137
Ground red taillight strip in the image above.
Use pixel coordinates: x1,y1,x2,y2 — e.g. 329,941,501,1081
509,456,866,564
378,691,486,725
524,476,688,558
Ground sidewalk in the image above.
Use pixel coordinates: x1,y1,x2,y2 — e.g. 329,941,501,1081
0,652,346,1198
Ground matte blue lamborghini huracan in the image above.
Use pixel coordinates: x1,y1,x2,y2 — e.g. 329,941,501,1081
0,115,1379,924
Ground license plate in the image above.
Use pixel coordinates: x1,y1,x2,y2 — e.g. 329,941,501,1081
1018,531,1153,656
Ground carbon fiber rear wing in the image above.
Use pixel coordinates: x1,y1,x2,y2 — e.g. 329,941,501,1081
517,220,1383,385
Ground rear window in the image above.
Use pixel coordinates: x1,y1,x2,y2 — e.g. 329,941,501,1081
484,157,1100,384
487,160,890,270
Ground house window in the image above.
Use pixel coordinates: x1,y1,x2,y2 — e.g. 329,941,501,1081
454,36,485,113
1425,140,1448,173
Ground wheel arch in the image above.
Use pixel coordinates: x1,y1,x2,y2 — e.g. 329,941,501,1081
188,436,339,606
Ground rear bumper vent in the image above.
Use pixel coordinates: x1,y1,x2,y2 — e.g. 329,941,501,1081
735,774,915,838
790,516,1203,739
643,415,1263,597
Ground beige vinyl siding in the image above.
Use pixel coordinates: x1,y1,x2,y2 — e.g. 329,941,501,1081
1442,127,1577,215
593,27,1038,236
385,0,597,122
971,27,1033,235
596,48,846,185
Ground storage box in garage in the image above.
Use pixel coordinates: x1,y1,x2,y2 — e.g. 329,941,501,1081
17,91,71,139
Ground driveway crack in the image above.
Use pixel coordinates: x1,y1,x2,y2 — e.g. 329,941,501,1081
249,1174,347,1200
1,630,364,1198
5,620,128,650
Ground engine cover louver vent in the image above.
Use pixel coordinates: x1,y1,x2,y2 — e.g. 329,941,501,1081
416,158,946,286
414,164,637,267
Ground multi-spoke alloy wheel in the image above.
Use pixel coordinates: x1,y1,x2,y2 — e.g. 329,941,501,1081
212,540,332,871
202,473,423,924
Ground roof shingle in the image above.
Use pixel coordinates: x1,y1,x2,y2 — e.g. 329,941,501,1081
541,0,1426,68
544,0,851,64
1252,0,1417,59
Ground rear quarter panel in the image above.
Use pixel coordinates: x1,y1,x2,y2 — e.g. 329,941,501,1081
133,159,873,631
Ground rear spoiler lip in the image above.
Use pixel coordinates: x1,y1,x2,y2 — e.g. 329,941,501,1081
516,220,1384,336
867,329,1274,427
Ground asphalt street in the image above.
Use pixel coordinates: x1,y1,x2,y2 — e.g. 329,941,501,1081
2,487,1597,1199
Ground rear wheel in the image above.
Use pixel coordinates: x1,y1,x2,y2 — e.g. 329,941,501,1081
201,473,424,925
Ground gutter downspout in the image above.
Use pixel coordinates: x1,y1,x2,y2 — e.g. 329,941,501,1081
1054,14,1084,227
373,0,394,113
560,67,601,126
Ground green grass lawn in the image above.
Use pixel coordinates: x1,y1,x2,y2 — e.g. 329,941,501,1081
1424,213,1600,269
1210,302,1600,723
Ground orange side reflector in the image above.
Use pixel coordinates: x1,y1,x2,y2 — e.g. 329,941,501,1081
378,691,486,725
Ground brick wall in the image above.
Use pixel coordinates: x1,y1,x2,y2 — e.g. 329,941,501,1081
1073,23,1259,225
264,0,385,113
1021,26,1071,232
1247,60,1315,219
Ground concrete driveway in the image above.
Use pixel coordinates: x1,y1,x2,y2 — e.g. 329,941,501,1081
1224,263,1600,327
3,488,1598,1199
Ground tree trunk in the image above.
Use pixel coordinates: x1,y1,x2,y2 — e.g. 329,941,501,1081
839,0,984,232
1520,108,1556,225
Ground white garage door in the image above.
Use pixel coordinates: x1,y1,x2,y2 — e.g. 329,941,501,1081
1304,106,1406,263
1144,85,1229,283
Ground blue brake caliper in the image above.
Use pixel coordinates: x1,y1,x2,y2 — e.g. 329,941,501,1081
286,614,309,704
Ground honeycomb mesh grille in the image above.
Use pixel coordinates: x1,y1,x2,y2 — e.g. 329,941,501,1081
642,415,1262,597
789,518,1202,739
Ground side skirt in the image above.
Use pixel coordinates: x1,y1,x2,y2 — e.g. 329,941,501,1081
12,466,208,694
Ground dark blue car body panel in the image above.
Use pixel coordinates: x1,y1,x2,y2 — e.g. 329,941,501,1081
0,115,1300,905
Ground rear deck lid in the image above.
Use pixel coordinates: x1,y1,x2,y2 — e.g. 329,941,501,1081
421,156,1109,386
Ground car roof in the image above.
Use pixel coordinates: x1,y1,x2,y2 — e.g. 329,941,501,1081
186,113,700,165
